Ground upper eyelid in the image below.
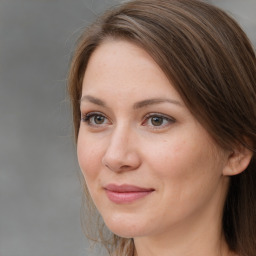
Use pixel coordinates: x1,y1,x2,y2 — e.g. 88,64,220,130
81,111,174,117
82,111,107,118
81,112,111,128
82,112,109,121
144,112,175,121
81,111,175,123
80,107,112,119
142,113,176,128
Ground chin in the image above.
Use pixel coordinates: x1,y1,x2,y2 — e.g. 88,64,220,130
102,213,148,238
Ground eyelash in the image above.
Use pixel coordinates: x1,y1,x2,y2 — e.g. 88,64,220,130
81,112,110,127
81,112,175,129
142,113,175,129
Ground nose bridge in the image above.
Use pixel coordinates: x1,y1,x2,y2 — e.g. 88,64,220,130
102,122,140,172
106,123,133,160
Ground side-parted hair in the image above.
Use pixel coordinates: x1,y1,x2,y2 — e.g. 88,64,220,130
68,0,256,255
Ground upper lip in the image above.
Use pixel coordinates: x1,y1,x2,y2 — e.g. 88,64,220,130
104,184,155,193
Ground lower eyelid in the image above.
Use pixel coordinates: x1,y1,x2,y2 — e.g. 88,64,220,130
81,112,112,128
142,115,175,128
81,112,175,128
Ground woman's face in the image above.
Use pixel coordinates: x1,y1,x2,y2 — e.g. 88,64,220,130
77,40,230,239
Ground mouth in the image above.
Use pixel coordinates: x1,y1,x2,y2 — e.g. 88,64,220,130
104,184,155,204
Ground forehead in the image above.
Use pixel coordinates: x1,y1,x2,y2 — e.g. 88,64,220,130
82,39,181,101
84,39,162,81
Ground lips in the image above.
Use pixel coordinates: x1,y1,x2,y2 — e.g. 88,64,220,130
104,184,155,204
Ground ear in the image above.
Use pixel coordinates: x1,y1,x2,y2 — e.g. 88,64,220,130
223,145,253,176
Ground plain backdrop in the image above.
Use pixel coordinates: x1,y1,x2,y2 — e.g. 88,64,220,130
0,0,255,255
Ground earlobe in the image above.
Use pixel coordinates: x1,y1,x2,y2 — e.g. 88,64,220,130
223,145,253,176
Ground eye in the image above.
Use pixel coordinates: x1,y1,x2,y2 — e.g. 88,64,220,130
142,113,175,129
81,112,110,127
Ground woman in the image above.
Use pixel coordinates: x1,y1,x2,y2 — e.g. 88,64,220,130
68,0,256,255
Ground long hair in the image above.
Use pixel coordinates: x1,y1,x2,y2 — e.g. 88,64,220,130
68,0,256,255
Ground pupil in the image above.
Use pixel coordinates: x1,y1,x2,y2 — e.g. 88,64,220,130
94,115,104,124
152,117,163,126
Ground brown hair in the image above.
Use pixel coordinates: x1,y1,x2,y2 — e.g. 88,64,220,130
68,0,256,255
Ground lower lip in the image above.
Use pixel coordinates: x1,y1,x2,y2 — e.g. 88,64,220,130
105,190,153,204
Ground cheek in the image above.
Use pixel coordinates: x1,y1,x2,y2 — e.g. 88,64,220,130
77,132,104,181
145,131,223,194
146,139,226,222
142,136,192,177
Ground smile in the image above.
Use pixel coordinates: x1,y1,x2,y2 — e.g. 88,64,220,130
104,184,155,204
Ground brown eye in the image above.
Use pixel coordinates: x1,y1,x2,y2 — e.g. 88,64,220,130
93,115,105,124
82,112,109,127
151,116,164,126
142,113,175,129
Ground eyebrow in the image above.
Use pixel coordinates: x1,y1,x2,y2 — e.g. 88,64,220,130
80,95,182,109
80,95,106,107
133,98,182,109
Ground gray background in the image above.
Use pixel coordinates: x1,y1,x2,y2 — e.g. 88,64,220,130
0,0,255,256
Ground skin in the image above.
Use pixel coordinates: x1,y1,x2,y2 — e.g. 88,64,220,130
77,39,242,256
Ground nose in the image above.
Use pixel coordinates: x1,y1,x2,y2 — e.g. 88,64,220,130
102,125,141,172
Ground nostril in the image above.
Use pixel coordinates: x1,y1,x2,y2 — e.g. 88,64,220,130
120,165,131,169
104,163,131,171
102,145,141,172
